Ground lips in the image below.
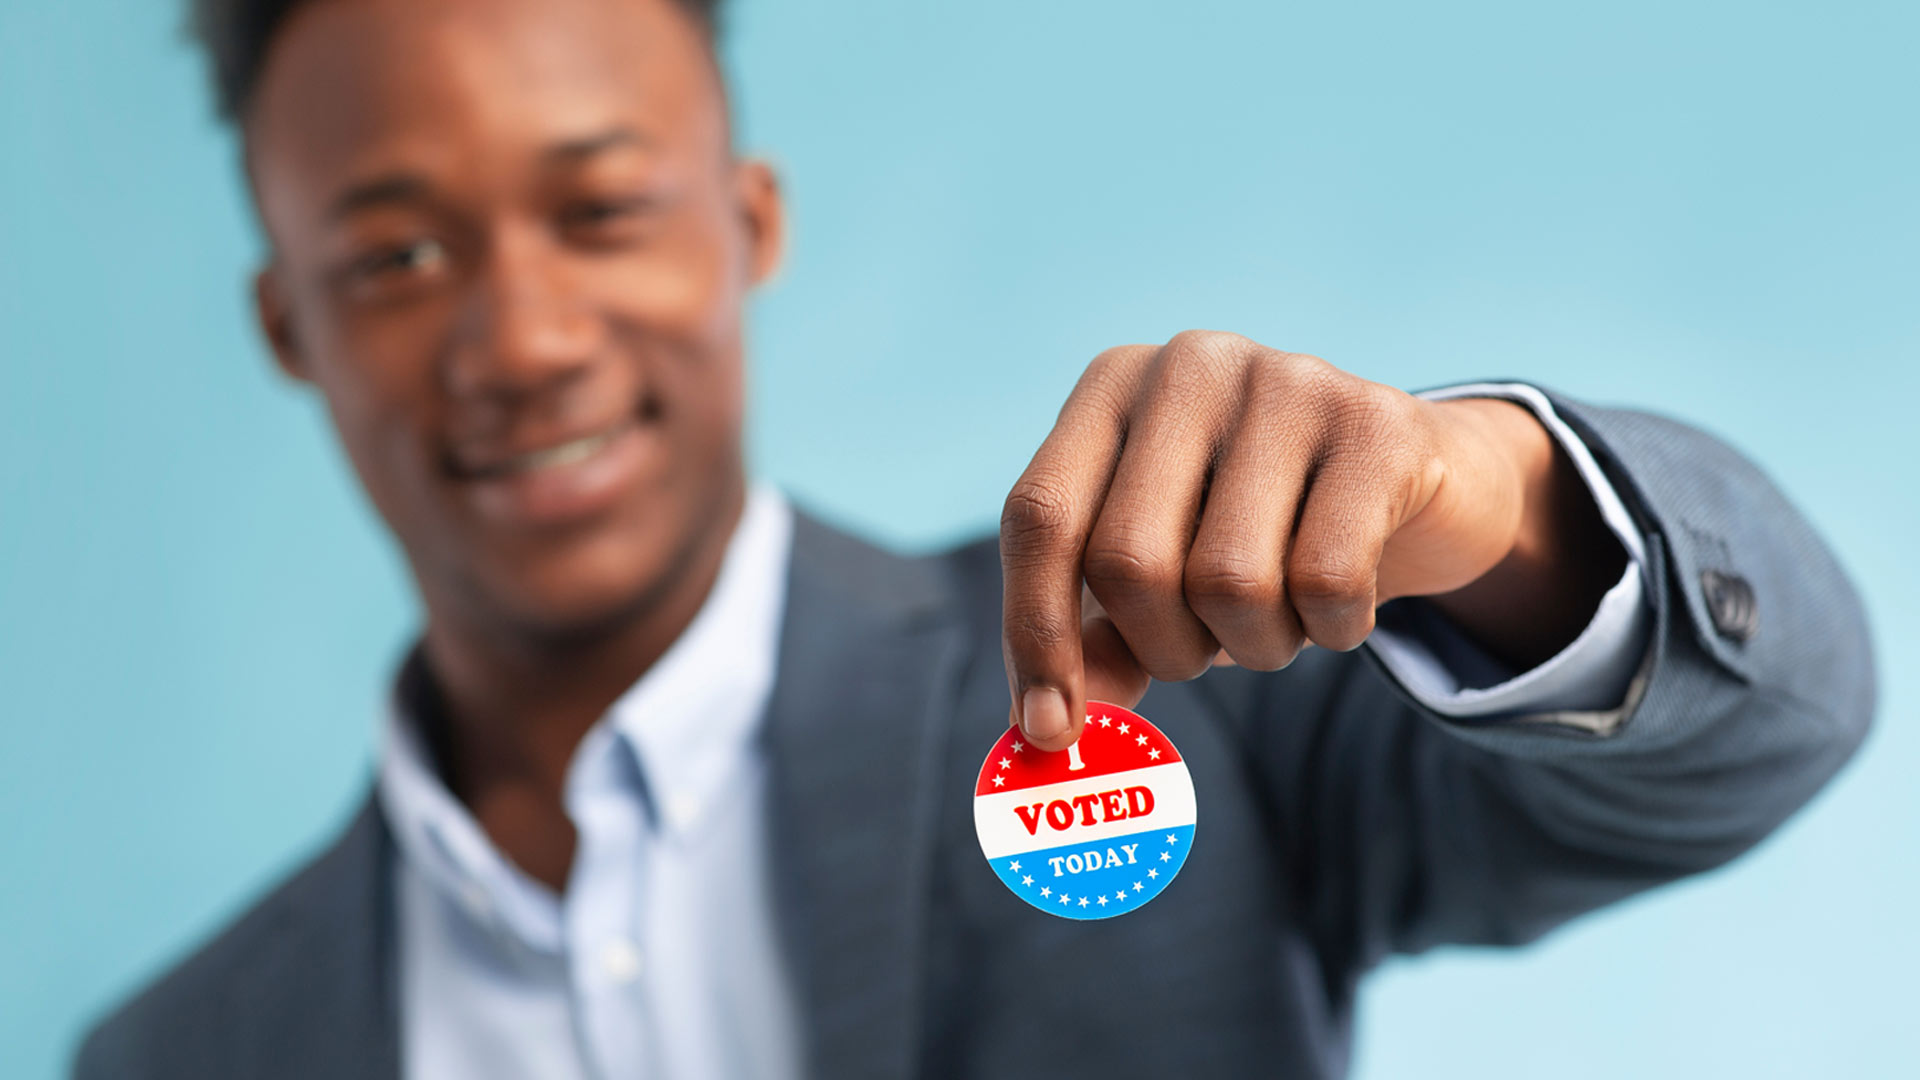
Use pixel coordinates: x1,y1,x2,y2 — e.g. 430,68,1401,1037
454,419,638,481
448,416,657,528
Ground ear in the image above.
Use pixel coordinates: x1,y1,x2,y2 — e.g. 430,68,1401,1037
733,158,785,288
253,263,311,383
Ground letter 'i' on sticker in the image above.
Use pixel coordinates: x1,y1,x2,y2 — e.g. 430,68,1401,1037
973,700,1197,920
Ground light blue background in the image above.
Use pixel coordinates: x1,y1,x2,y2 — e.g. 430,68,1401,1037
3,1,1915,1076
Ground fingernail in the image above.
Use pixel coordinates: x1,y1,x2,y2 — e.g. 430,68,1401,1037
1022,687,1070,743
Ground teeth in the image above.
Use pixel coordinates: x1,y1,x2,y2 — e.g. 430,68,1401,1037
498,426,625,475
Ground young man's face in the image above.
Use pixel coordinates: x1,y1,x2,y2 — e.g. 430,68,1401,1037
246,0,781,638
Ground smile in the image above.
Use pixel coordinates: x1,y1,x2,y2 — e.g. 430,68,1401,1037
466,421,636,480
453,415,658,529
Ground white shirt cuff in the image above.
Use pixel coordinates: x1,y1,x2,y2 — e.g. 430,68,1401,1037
1364,383,1653,722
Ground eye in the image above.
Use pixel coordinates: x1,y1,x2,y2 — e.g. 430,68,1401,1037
568,199,638,224
559,196,659,245
348,237,447,281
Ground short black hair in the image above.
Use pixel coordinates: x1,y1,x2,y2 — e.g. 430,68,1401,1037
189,0,725,124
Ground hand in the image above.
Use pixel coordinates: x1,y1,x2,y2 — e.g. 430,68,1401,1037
1000,330,1622,750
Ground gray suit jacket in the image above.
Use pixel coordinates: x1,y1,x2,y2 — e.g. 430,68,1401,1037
74,393,1875,1079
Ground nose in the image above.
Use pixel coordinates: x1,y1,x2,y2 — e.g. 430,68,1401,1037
444,225,603,402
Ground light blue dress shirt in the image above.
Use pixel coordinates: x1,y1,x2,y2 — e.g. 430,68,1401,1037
376,387,1652,1079
380,485,802,1080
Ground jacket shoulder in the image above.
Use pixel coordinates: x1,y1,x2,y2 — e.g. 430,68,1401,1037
72,796,393,1080
788,504,1001,623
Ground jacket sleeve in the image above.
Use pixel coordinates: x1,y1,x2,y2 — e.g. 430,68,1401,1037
1233,390,1876,978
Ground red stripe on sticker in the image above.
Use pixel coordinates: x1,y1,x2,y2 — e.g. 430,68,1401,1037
972,701,1185,798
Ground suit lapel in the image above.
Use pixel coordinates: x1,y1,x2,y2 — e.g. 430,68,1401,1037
235,793,402,1080
764,510,973,1080
232,510,967,1080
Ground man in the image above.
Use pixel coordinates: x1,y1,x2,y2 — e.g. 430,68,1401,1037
75,0,1873,1076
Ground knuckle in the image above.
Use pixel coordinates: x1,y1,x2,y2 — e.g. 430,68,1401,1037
1332,380,1411,442
1083,534,1181,597
1129,629,1221,683
1240,353,1323,437
1145,651,1216,683
1311,607,1377,652
1156,329,1246,383
1001,478,1076,547
1165,328,1246,356
1076,347,1152,413
1226,636,1306,672
1247,345,1304,379
1274,349,1337,389
1075,378,1134,426
1288,553,1376,609
1262,355,1354,433
1183,552,1280,611
1273,348,1331,375
1087,343,1154,379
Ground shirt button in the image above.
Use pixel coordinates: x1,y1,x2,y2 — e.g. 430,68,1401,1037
665,793,700,831
458,880,492,920
601,938,644,984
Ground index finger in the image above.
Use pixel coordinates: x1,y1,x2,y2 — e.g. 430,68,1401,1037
1000,348,1148,750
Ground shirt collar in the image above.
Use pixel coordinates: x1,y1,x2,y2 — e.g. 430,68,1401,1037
602,482,793,837
376,484,794,941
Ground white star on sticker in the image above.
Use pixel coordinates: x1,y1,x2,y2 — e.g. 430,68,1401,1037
1096,715,1112,727
998,758,1011,770
1135,734,1148,746
1011,741,1024,752
1097,895,1108,906
1022,875,1034,887
1148,748,1161,760
1078,896,1089,907
992,776,1005,787
1115,890,1128,902
1058,893,1071,905
1166,834,1178,844
1117,721,1130,734
1133,881,1144,891
1040,886,1052,897
1008,860,1021,872
1160,851,1172,862
1147,868,1159,879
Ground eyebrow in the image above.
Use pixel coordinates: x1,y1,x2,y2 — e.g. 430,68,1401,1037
324,173,432,224
545,126,652,163
319,128,651,224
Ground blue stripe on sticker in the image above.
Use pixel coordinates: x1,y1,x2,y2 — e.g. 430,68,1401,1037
987,824,1195,920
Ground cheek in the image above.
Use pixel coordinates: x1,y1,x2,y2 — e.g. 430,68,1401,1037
296,275,453,409
649,328,745,478
298,294,455,523
614,198,753,344
603,215,751,438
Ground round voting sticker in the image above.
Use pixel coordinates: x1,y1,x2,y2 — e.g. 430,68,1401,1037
974,701,1196,920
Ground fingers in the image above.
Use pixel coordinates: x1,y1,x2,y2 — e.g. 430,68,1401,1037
1183,361,1320,669
1080,588,1152,709
1287,433,1419,651
1001,347,1151,750
1006,331,1440,745
1083,335,1239,682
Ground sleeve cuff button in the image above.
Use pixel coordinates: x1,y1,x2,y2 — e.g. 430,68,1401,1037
1701,569,1759,642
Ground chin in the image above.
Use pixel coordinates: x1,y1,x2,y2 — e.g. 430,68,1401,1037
419,460,744,647
456,488,733,645
485,534,692,643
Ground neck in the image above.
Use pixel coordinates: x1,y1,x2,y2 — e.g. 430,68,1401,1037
419,483,747,806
